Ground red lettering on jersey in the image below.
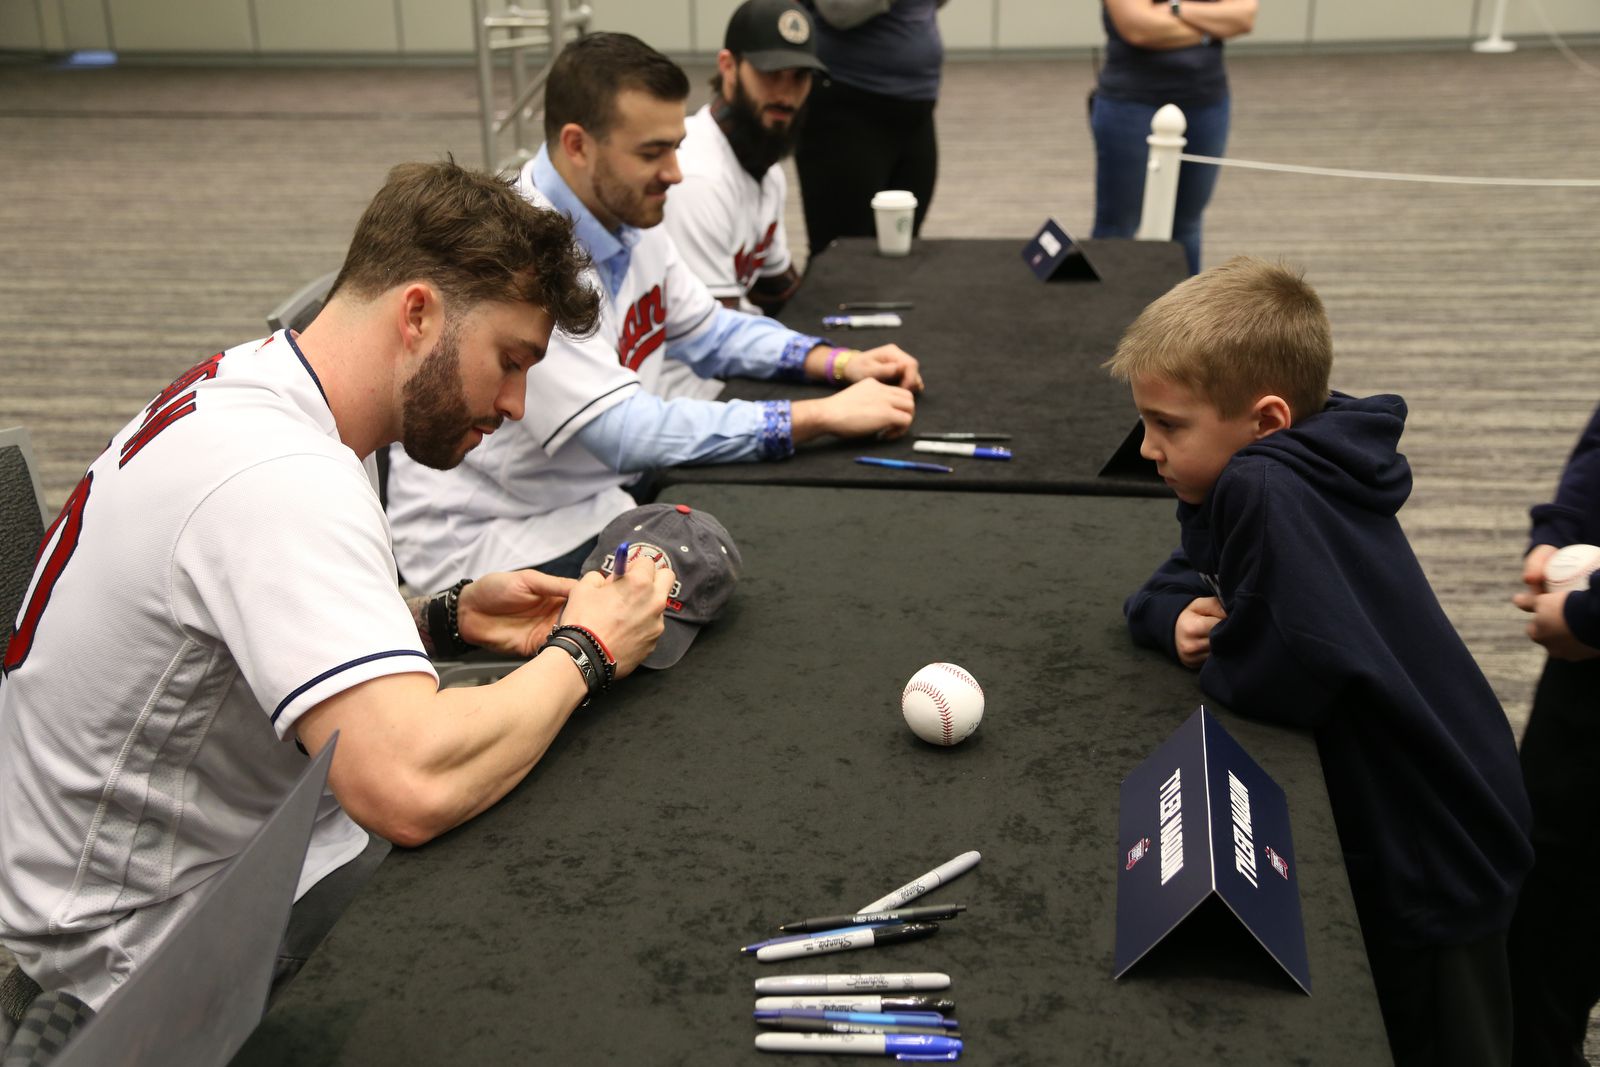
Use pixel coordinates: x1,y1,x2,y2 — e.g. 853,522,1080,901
116,351,221,469
119,394,198,468
149,351,223,415
732,222,778,289
618,284,668,372
3,472,93,675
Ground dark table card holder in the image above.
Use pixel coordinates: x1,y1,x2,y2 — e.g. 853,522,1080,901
1097,418,1163,482
1113,707,1312,994
1022,217,1101,282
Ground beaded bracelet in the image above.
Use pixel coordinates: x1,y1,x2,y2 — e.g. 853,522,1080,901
424,579,476,657
555,623,615,671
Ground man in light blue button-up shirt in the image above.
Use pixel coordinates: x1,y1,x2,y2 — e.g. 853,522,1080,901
387,32,925,592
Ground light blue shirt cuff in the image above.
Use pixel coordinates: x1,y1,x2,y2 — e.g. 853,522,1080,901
571,394,794,471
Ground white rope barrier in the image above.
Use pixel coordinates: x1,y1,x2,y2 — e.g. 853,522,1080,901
1176,154,1600,188
1525,0,1600,78
1134,99,1600,242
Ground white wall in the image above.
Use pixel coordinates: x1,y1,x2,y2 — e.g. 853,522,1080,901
4,0,1598,56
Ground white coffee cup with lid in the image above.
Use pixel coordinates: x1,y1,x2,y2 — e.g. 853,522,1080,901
871,190,917,257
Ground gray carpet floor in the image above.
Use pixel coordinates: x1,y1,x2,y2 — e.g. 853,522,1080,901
1,42,1597,1056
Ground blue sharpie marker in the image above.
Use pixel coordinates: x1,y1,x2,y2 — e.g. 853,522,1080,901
854,457,953,474
912,441,1012,461
754,1032,963,1060
741,923,893,955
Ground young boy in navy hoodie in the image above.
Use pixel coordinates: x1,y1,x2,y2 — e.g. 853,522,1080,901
1108,256,1533,1067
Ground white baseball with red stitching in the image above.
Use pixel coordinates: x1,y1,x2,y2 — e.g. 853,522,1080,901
1544,543,1600,593
901,662,984,746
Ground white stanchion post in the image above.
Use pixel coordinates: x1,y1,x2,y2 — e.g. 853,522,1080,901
1135,104,1187,243
1473,0,1517,52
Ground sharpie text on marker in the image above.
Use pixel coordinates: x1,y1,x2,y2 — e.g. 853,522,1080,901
742,923,892,955
755,923,938,963
755,995,957,1013
753,973,953,994
857,851,982,913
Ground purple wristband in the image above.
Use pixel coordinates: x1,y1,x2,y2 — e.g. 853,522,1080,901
823,346,845,382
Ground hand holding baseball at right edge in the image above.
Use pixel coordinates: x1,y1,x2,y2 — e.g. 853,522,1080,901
561,561,676,678
1175,596,1228,669
1511,544,1598,661
1520,543,1558,595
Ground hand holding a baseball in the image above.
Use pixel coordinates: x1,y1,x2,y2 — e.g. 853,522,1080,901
1175,596,1227,669
1520,543,1558,595
1511,587,1599,661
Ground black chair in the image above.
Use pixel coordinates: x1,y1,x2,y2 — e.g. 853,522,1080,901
0,427,49,656
265,270,338,335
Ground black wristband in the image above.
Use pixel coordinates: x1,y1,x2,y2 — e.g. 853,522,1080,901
425,579,476,658
549,624,616,694
540,632,604,705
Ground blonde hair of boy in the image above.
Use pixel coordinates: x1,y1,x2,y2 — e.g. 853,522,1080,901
1105,255,1332,421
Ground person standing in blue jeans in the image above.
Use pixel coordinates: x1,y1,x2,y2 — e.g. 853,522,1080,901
1092,0,1256,274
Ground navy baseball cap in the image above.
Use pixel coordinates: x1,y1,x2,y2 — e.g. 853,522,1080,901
582,503,743,669
725,0,829,75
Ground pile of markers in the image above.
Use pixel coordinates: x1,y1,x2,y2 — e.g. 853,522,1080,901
743,850,979,1060
752,972,961,1060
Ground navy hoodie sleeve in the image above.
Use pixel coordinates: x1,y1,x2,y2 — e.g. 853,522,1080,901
1124,549,1213,661
1564,590,1600,649
1531,402,1600,650
1193,462,1343,731
1529,401,1600,550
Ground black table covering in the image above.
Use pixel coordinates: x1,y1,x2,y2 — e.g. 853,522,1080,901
659,238,1187,496
236,484,1389,1066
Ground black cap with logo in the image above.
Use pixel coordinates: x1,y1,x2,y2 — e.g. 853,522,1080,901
724,0,829,74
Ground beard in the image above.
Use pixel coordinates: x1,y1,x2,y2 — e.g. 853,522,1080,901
721,77,807,175
593,150,669,229
400,316,478,470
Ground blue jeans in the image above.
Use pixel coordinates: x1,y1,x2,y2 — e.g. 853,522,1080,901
1090,93,1231,275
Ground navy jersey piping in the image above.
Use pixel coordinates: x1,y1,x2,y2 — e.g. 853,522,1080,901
540,380,641,450
271,649,432,723
283,329,331,407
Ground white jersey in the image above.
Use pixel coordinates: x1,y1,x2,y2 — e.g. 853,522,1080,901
0,332,436,1009
665,104,794,314
386,171,729,592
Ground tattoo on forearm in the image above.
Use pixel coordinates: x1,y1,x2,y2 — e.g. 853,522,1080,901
408,594,436,656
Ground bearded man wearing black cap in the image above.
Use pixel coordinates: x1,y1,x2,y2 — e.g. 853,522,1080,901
664,0,827,317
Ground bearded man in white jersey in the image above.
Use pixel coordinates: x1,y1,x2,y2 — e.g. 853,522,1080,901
665,0,822,315
385,32,926,591
0,161,674,1018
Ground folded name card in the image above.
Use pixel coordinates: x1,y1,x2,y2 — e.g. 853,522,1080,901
1021,218,1100,282
1113,706,1311,994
